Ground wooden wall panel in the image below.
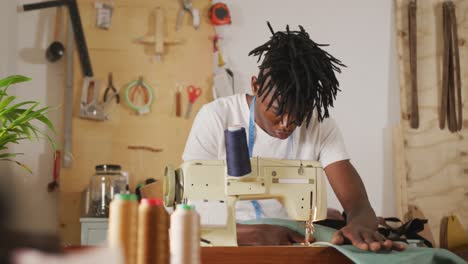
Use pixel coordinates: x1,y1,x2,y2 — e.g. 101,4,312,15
394,0,468,246
58,0,214,245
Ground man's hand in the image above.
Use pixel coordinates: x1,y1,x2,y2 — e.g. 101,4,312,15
331,222,406,252
325,160,407,252
236,224,314,246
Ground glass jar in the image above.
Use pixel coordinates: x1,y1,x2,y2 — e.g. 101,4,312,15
86,164,127,217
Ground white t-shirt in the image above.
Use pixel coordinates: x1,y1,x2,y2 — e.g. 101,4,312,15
182,94,350,221
183,93,349,167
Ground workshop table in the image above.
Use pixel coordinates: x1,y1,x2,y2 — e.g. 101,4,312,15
201,246,352,264
63,245,352,263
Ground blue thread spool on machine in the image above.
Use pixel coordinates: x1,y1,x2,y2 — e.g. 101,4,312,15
224,126,252,177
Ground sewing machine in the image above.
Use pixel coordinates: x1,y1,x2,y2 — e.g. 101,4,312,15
163,158,328,246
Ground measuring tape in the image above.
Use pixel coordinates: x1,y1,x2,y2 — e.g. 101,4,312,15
209,3,231,26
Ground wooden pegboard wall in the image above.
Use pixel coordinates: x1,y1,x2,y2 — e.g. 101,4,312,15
394,0,468,246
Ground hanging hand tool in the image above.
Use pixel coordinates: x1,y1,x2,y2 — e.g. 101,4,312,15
124,76,154,115
22,0,94,77
209,2,231,26
225,68,235,94
176,0,200,31
94,1,113,30
103,72,120,104
22,0,95,163
46,6,65,62
63,18,74,167
175,84,182,117
80,77,107,120
135,7,183,61
212,34,226,67
185,85,202,119
47,150,61,192
154,7,164,61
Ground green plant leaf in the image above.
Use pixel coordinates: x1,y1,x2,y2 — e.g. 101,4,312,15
0,133,17,146
0,158,32,174
0,152,22,159
28,124,40,139
18,125,33,141
0,75,56,173
3,107,45,130
0,95,16,111
34,113,56,134
35,128,58,151
15,102,39,121
0,101,37,117
8,104,41,127
0,75,31,88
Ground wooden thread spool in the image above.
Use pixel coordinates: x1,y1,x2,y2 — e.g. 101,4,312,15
108,193,138,264
137,198,169,264
170,204,200,264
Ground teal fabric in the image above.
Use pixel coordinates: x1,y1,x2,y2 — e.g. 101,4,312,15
239,218,467,264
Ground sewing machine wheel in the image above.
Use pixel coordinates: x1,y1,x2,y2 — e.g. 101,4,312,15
174,169,184,204
163,165,176,207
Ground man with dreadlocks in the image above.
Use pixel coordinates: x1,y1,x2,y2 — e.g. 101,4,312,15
183,23,405,252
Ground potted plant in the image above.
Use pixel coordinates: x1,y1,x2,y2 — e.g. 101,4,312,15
0,75,62,257
0,75,56,172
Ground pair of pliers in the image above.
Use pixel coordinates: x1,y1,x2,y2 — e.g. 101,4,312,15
103,72,120,104
176,0,200,31
124,76,154,115
129,77,150,103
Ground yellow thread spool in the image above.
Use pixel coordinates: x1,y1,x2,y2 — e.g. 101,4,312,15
137,198,169,264
108,194,138,264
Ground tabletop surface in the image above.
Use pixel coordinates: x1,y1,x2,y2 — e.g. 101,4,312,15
201,246,352,264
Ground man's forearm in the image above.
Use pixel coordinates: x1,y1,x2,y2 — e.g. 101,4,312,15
324,160,378,229
345,199,377,228
325,161,405,251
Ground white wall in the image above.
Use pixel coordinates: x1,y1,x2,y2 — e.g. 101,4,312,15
0,0,63,233
215,0,400,216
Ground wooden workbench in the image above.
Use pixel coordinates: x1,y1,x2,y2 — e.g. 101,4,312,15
2,231,352,263
63,245,352,263
201,246,352,264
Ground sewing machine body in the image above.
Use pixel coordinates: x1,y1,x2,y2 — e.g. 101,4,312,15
164,158,327,246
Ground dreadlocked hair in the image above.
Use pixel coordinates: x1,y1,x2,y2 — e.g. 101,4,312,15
248,22,346,126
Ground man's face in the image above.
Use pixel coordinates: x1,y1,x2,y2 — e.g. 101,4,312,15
252,77,298,140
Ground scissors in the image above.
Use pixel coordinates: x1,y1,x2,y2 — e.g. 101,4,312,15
185,85,202,119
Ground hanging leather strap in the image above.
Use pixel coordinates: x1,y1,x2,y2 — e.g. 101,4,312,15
447,2,457,132
441,1,462,132
408,0,419,129
449,2,462,131
440,2,450,129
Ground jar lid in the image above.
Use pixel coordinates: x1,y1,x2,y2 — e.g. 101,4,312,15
141,198,163,206
114,194,137,201
95,164,121,171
